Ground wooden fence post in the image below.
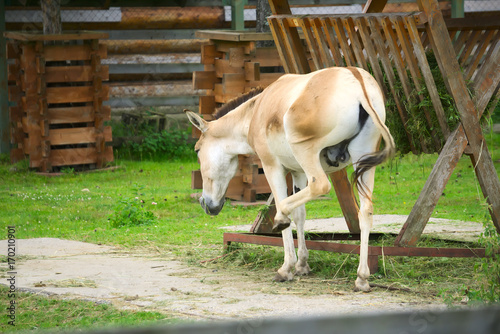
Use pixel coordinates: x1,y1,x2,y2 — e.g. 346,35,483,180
0,0,9,155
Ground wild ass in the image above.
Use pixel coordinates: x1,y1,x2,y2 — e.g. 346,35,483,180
185,67,395,291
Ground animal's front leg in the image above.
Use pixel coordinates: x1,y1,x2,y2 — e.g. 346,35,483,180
260,163,296,281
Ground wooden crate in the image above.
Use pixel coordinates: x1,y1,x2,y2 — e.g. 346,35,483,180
5,31,113,172
191,30,286,202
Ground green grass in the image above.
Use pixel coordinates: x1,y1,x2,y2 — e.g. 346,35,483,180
0,132,499,331
0,286,176,333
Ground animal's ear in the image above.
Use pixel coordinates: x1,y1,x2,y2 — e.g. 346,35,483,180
184,109,208,133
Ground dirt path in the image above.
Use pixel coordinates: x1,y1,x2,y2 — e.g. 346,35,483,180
2,215,481,320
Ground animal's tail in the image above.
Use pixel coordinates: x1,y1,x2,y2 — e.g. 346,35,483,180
347,67,396,199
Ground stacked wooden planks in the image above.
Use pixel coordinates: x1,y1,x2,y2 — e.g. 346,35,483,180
191,31,286,202
6,31,113,172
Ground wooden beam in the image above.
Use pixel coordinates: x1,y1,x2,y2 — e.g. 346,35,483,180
0,0,9,155
363,0,389,13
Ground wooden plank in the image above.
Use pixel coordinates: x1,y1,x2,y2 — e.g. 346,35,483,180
320,17,345,67
46,85,109,104
45,65,109,83
330,170,360,233
331,17,356,67
193,71,216,90
311,18,335,69
245,72,283,89
6,41,20,59
191,170,203,189
363,0,389,13
458,30,481,68
368,17,417,154
229,47,245,68
244,62,260,82
4,31,108,42
464,30,496,82
7,63,20,82
49,126,112,146
50,146,113,167
354,17,386,97
268,17,293,73
44,44,106,62
214,59,244,77
222,73,245,96
279,16,311,74
405,16,451,139
299,18,322,71
201,44,217,65
472,40,500,115
47,106,109,124
342,17,368,70
253,47,282,67
199,95,216,115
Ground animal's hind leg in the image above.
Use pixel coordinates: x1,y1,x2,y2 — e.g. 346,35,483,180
275,147,332,223
291,172,311,276
353,166,376,292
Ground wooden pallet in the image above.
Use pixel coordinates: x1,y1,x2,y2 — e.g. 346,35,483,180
6,31,113,172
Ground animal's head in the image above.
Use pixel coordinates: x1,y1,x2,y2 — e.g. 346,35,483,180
184,110,239,216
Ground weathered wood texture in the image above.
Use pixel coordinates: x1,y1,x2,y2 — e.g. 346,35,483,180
191,31,287,202
5,32,113,172
267,0,500,244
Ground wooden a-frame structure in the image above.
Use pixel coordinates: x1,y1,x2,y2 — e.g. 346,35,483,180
225,0,500,262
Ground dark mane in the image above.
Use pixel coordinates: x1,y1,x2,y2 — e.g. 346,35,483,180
212,87,264,120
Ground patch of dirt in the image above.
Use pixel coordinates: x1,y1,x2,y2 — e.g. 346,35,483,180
1,214,476,320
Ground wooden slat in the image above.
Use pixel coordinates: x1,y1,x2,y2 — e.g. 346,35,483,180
199,95,216,115
46,85,109,104
311,18,335,69
330,17,356,67
320,17,344,67
7,63,20,82
45,65,109,83
6,42,20,59
405,16,450,139
47,105,111,124
222,73,245,96
458,30,481,68
330,170,360,233
268,17,293,73
193,71,216,90
367,17,417,154
253,47,283,67
464,30,496,82
44,44,106,62
355,17,386,97
49,126,112,146
342,17,368,70
4,31,108,42
299,18,322,71
214,59,244,77
50,146,113,167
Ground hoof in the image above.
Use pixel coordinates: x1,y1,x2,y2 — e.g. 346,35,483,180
274,271,293,282
295,264,311,276
272,214,291,233
354,278,371,292
272,221,291,233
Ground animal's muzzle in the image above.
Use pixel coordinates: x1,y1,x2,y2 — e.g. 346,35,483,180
199,196,224,216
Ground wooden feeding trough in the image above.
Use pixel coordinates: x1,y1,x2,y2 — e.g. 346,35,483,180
191,30,286,202
223,0,500,271
5,31,113,172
